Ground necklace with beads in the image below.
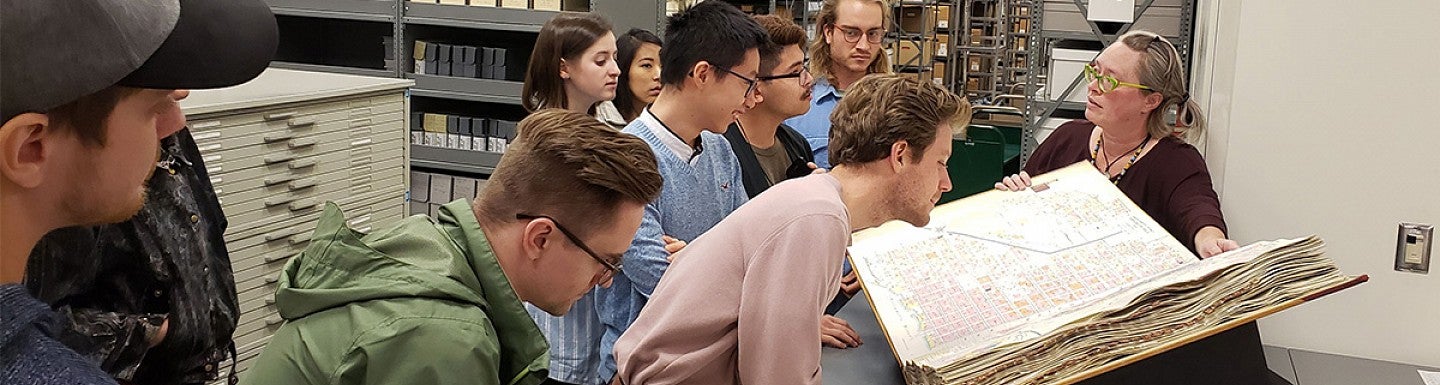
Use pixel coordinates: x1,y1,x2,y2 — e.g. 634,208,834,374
1091,131,1151,184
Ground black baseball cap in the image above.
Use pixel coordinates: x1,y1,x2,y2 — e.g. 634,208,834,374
1,0,279,122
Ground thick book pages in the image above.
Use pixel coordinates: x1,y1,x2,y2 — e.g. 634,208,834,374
847,162,1366,385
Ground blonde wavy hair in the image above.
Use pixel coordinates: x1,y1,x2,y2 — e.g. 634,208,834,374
1119,30,1206,143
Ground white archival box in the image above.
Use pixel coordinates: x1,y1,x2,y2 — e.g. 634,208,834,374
1088,0,1136,23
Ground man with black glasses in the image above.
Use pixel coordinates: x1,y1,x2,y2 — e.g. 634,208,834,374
591,2,770,384
240,110,663,385
725,15,821,200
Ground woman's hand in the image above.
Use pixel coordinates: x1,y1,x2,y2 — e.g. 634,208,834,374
993,171,1033,191
1194,226,1239,258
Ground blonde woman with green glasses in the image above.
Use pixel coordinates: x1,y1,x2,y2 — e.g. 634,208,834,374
993,30,1292,385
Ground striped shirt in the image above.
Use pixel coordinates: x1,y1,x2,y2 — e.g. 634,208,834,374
527,286,605,384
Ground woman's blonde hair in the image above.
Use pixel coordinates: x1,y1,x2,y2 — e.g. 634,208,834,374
808,0,893,85
1119,30,1206,142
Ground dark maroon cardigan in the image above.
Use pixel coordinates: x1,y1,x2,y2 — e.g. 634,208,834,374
1024,120,1227,254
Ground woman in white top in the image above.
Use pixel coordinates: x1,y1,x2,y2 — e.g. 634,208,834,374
522,13,621,125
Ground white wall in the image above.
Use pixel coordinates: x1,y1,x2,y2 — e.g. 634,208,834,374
1195,0,1440,367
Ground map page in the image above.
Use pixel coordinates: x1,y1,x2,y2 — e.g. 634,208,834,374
848,163,1241,367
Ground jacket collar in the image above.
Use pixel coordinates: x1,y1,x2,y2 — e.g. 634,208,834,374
0,284,52,349
436,201,550,382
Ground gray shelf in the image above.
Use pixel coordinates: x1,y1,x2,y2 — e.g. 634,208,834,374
403,3,558,32
270,61,396,78
267,0,396,21
406,73,523,105
410,145,503,175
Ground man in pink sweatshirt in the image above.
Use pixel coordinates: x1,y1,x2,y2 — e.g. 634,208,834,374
612,74,971,385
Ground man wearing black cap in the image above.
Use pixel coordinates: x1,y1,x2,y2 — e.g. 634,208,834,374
0,0,276,384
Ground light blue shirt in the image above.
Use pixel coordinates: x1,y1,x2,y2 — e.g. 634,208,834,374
595,109,749,381
526,291,605,385
784,78,843,169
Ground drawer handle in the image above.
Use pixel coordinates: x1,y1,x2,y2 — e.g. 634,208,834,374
262,253,291,263
263,197,295,208
288,198,318,211
288,138,318,149
264,154,294,164
264,316,284,326
263,176,295,186
264,112,297,121
289,159,318,169
265,297,277,305
189,120,223,129
289,233,312,245
264,228,298,242
263,134,293,143
287,118,316,128
264,274,280,284
288,178,317,190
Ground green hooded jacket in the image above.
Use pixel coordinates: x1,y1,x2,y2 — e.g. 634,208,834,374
240,200,549,385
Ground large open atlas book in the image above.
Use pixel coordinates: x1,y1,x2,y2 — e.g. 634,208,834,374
847,162,1367,385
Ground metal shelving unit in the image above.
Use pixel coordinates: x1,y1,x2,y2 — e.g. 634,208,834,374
262,0,651,176
1000,0,1032,95
1019,0,1195,166
410,145,504,175
405,74,524,105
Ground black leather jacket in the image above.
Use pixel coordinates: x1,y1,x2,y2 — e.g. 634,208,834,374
26,129,237,385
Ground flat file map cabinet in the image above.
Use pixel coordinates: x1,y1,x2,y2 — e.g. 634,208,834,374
179,68,413,378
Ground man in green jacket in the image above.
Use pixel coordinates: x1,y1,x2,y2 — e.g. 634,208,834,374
240,109,664,385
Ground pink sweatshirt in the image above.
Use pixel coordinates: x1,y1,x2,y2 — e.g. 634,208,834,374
613,174,851,385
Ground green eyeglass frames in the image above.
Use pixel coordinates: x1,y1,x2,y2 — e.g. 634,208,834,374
1083,64,1152,94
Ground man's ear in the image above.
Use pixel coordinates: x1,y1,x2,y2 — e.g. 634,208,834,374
520,219,557,263
0,113,54,189
888,139,911,171
691,61,713,88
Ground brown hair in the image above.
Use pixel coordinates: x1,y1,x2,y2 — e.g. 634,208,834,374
809,0,893,85
523,12,614,113
43,86,141,146
474,109,662,237
1119,30,1207,142
752,14,808,76
828,74,969,165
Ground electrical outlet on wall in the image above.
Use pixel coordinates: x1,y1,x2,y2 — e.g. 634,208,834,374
1395,223,1432,274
